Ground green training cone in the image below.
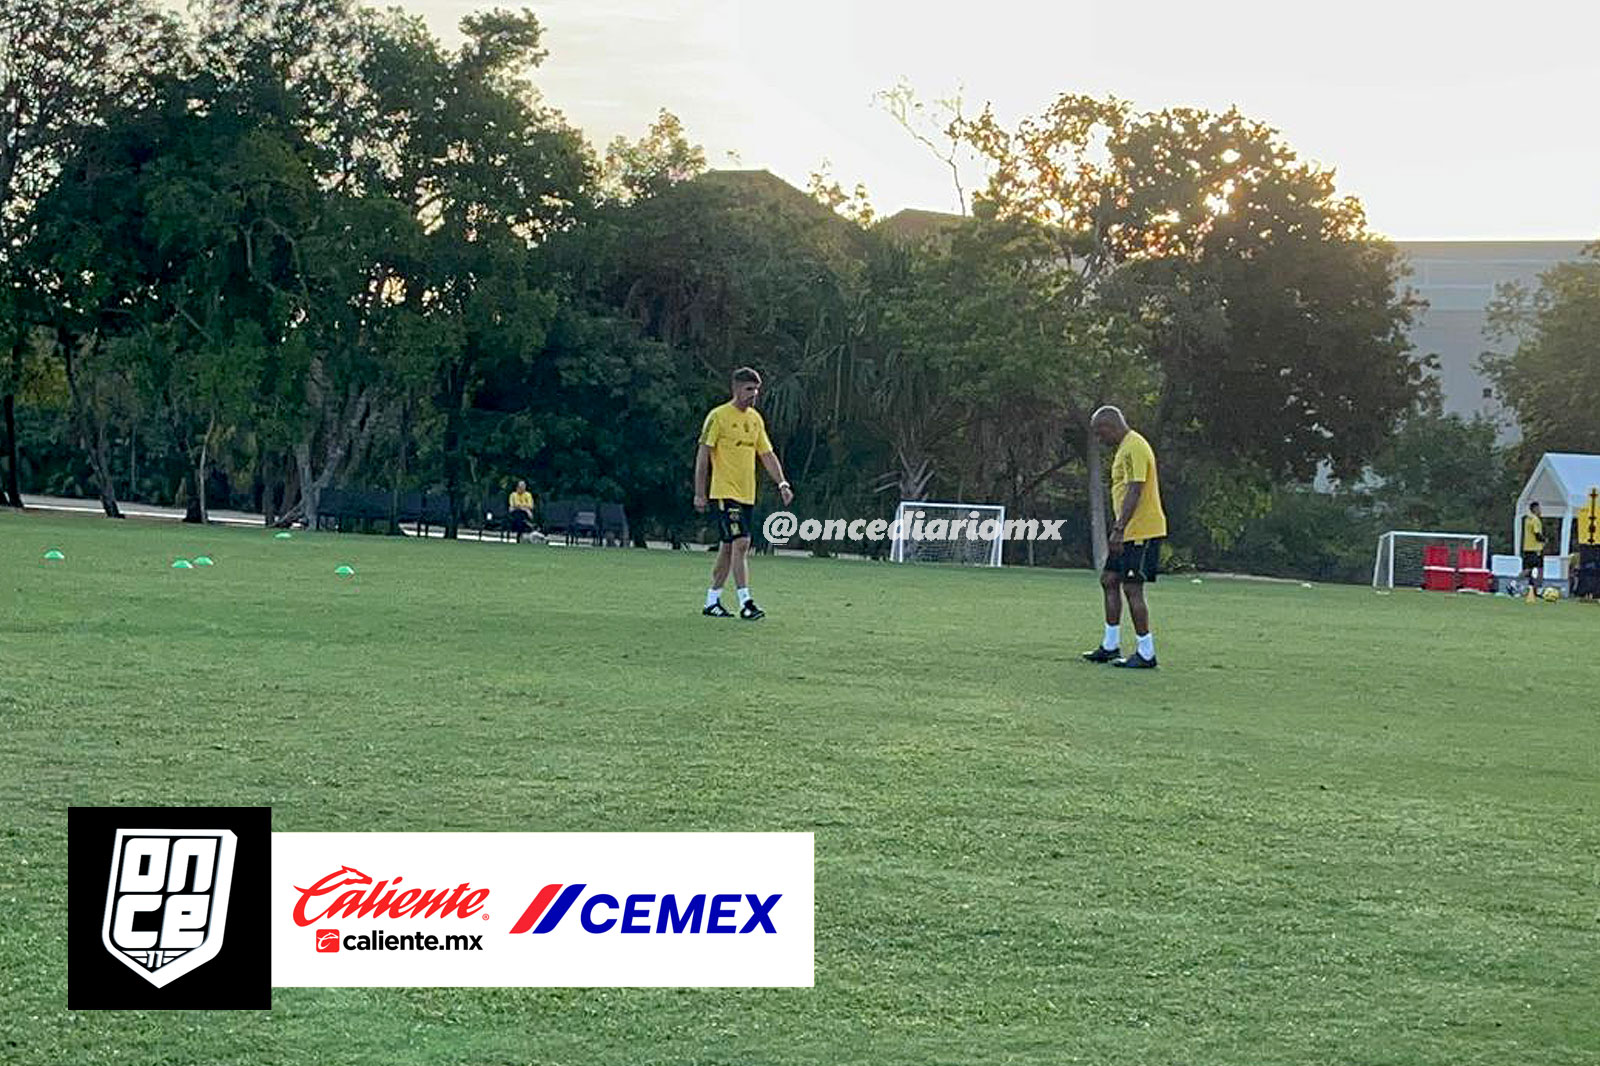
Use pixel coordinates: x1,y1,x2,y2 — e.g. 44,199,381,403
172,559,194,569
335,565,355,576
194,556,215,566
274,531,292,539
43,549,65,561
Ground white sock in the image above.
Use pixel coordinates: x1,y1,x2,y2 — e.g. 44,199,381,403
1137,632,1155,659
737,587,752,606
1102,624,1120,651
706,587,722,609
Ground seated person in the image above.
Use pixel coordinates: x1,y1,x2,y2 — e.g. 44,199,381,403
508,480,538,540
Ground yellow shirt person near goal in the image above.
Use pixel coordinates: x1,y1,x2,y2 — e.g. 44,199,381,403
1520,506,1546,592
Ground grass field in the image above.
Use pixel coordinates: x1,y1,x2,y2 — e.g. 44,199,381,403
2,511,1597,1065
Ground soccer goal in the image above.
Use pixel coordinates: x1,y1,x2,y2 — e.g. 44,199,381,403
1372,530,1490,589
890,501,1005,567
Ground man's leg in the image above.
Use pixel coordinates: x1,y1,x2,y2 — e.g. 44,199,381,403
1124,581,1152,636
705,542,733,612
1083,567,1123,661
1117,581,1157,665
1102,568,1123,633
731,537,763,618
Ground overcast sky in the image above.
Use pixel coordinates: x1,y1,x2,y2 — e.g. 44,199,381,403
409,0,1596,239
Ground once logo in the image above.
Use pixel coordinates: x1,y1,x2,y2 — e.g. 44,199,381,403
509,884,781,935
292,866,490,926
315,929,341,953
100,829,237,988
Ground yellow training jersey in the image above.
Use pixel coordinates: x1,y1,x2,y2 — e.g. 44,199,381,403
699,402,773,505
509,490,533,511
1523,513,1545,551
1111,430,1167,541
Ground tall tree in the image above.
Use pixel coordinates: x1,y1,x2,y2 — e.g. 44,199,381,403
959,96,1423,558
1482,243,1600,455
0,0,181,507
870,213,1150,557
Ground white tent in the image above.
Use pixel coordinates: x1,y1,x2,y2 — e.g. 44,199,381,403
1515,452,1600,560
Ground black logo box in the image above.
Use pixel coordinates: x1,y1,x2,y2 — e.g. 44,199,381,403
68,807,272,1010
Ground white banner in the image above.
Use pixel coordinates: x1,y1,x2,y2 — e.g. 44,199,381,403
271,833,813,987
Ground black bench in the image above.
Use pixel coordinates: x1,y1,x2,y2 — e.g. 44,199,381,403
316,488,452,535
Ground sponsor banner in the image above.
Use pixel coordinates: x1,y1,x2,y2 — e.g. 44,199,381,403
272,833,813,987
68,807,272,1010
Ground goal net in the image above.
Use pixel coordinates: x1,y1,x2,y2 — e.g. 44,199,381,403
890,501,1005,567
1372,530,1490,589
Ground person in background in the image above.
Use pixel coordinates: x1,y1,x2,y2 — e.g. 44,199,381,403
1518,502,1545,599
1575,487,1600,601
508,480,539,543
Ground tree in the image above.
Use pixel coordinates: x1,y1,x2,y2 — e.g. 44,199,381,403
1482,243,1600,455
958,95,1424,560
601,110,706,205
0,0,182,507
806,163,875,227
869,213,1150,559
1368,406,1519,536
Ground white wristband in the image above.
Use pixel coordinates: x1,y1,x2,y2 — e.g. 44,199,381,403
779,481,790,489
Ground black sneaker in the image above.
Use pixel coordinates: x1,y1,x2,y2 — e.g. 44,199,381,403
703,603,733,618
739,601,765,621
1112,653,1158,669
1081,646,1120,663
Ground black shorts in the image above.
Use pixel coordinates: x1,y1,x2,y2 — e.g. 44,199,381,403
713,499,752,543
1104,538,1162,583
1522,551,1543,571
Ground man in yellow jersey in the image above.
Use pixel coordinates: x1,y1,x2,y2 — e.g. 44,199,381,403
1518,501,1545,597
693,367,794,620
1082,405,1167,669
508,480,538,542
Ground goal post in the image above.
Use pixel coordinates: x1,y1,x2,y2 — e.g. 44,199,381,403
890,501,1005,567
1372,530,1490,589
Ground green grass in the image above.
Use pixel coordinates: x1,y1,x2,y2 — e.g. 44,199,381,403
2,511,1597,1065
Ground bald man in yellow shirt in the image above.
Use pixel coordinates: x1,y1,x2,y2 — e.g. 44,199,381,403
693,367,794,620
1083,405,1167,669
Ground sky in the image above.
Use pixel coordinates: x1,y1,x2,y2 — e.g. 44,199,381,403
412,0,1597,240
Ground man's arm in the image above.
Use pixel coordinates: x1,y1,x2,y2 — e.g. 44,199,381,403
760,451,794,506
1110,481,1143,549
694,444,712,512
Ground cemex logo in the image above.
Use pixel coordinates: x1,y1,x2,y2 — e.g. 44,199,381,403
292,865,490,925
69,807,272,1010
510,883,782,935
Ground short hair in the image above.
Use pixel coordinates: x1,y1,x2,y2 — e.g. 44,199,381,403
1090,404,1126,426
732,366,762,386
1530,501,1541,510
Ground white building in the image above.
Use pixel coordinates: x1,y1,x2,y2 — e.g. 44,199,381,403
1394,241,1588,434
